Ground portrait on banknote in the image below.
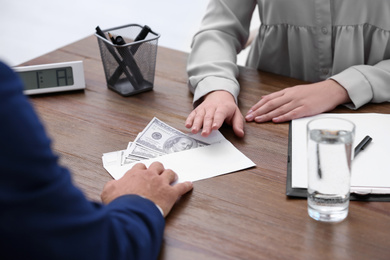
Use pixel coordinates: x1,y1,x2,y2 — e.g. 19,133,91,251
163,135,197,153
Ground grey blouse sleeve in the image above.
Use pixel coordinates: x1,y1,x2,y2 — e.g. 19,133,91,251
186,0,257,105
331,60,390,109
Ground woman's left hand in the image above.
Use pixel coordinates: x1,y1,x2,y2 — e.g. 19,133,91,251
245,79,351,123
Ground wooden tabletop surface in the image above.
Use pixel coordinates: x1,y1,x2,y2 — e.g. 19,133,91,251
20,35,390,260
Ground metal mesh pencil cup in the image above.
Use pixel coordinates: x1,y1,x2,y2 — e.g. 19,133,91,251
96,24,160,96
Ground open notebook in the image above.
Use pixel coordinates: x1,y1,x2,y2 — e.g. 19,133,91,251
286,113,390,201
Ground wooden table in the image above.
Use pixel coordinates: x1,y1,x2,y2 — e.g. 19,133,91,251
21,36,390,260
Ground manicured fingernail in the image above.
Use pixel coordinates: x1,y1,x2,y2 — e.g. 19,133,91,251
245,114,254,121
255,116,264,122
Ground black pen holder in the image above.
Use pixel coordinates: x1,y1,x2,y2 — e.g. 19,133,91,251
96,24,160,96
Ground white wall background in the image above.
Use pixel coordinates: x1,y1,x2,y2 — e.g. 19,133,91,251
0,0,259,66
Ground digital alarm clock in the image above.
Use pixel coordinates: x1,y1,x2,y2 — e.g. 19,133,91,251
14,61,86,95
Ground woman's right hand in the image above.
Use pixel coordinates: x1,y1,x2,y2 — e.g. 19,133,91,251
185,90,245,138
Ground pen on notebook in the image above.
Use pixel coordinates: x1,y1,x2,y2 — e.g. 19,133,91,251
354,135,372,158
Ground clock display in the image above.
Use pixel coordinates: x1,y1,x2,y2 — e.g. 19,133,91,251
14,61,85,95
18,67,74,90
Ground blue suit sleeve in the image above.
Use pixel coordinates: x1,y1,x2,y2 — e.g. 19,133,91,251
0,61,165,260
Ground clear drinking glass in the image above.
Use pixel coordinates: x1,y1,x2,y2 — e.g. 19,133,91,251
307,117,355,222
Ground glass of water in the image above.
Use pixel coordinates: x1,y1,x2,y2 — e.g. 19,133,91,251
307,117,355,222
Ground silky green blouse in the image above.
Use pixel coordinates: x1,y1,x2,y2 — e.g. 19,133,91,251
187,0,390,109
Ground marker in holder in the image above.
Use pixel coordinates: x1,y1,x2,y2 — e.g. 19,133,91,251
95,24,160,96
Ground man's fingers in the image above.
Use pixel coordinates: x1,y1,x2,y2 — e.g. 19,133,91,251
148,161,165,174
161,169,178,184
174,181,194,196
131,163,147,171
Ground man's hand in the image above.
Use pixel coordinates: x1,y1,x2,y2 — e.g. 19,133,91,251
101,162,193,217
185,90,245,138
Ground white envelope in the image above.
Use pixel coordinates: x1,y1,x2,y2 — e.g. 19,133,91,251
103,139,256,183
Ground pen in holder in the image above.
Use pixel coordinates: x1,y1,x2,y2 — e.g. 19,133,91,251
95,24,160,96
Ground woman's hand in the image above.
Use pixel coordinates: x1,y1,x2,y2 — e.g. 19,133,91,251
245,79,351,123
185,90,245,137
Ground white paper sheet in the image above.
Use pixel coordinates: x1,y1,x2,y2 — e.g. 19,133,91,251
103,139,256,183
291,113,390,194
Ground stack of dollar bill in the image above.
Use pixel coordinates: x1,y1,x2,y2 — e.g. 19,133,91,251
103,117,209,167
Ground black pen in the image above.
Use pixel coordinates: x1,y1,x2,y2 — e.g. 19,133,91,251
96,26,138,89
108,32,116,44
114,35,144,86
95,26,107,39
354,135,372,158
134,25,151,42
130,25,152,53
